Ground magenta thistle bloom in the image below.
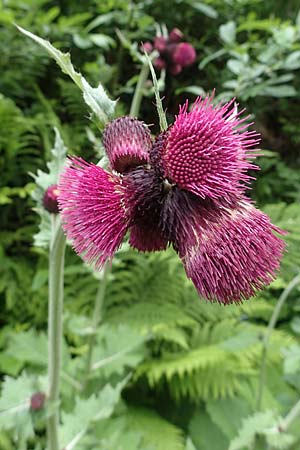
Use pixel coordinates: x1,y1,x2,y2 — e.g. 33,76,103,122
159,96,259,201
43,184,59,214
58,97,285,304
103,116,152,173
180,201,285,304
58,158,129,269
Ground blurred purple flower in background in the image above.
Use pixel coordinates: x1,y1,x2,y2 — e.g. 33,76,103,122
58,97,285,304
142,27,196,75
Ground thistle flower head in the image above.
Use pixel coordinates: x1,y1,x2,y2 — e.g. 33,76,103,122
58,157,129,269
103,117,152,173
58,94,285,304
181,202,286,304
43,184,59,214
159,96,260,200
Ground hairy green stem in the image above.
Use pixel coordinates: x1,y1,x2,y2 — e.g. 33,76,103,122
85,263,109,381
129,63,150,118
256,274,300,411
47,215,66,450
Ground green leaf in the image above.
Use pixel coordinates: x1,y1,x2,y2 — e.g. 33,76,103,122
31,128,67,247
206,397,252,439
282,345,300,375
90,33,115,49
291,316,300,334
189,410,229,450
220,329,260,352
60,382,124,448
16,25,116,124
259,85,297,97
219,21,236,44
91,324,147,377
265,430,297,449
6,330,48,367
126,407,185,450
283,51,300,69
229,410,277,450
190,2,218,19
0,372,43,439
175,86,206,97
227,59,244,75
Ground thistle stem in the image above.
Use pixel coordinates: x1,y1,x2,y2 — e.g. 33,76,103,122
129,62,149,118
47,215,66,450
256,274,300,411
85,263,109,381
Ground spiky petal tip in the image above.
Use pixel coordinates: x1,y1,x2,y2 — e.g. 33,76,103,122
58,157,129,268
103,117,152,173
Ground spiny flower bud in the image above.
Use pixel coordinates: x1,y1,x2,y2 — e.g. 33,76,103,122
30,392,46,411
103,117,152,173
43,184,59,214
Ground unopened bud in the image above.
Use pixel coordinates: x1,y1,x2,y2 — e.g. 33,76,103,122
43,184,59,214
30,392,46,411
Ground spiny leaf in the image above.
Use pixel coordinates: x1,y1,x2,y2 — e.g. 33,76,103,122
60,382,124,448
228,410,277,450
31,128,67,247
0,372,44,437
17,25,116,125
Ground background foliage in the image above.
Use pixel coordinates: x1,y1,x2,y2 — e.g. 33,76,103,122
0,0,300,449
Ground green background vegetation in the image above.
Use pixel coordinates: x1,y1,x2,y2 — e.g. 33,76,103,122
0,0,300,449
